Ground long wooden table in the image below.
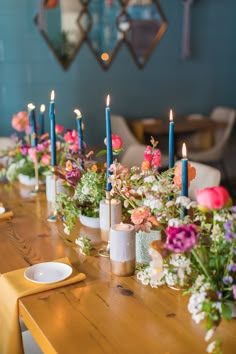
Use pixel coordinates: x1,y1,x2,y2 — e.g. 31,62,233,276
0,183,236,354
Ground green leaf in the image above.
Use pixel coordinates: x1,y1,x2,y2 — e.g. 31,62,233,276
221,303,232,321
95,150,107,157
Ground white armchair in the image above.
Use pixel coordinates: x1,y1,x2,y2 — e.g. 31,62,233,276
188,161,221,201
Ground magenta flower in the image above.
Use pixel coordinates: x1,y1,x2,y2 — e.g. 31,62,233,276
164,224,198,253
65,168,81,187
20,145,30,156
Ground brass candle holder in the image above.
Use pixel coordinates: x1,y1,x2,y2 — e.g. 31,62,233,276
98,190,111,258
47,167,57,222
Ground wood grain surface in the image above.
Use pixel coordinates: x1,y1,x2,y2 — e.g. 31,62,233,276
0,182,235,354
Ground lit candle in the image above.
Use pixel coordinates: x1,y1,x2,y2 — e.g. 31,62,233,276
181,142,188,197
105,94,113,191
74,108,83,153
39,104,45,135
27,103,37,147
168,109,175,169
49,90,57,166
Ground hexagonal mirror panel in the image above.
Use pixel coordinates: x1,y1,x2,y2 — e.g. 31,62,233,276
35,0,167,70
123,0,167,68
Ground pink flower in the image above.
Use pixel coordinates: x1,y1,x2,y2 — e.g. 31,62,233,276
28,148,37,163
152,149,161,167
64,130,78,144
104,134,123,151
195,186,230,210
142,145,161,169
112,134,122,150
41,154,51,165
164,224,198,253
55,124,64,134
232,285,236,300
144,146,152,163
36,143,47,153
71,143,79,153
12,111,29,132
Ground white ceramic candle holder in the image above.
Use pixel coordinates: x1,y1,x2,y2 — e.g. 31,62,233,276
110,223,136,277
99,198,122,242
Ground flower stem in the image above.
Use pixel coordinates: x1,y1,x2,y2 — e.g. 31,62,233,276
191,248,211,281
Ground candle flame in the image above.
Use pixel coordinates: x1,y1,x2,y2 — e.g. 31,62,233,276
50,90,55,101
169,109,173,122
106,94,110,107
182,142,187,158
40,104,45,113
74,109,82,119
27,103,35,111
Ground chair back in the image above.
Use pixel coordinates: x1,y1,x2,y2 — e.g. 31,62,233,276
0,137,14,150
111,115,139,151
188,161,221,201
210,107,236,150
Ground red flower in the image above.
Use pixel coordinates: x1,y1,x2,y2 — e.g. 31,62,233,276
195,186,230,210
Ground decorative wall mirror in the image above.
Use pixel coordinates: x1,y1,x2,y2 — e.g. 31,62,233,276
35,0,167,70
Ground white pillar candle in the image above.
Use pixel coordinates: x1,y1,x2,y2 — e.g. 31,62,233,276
110,223,135,277
99,199,122,242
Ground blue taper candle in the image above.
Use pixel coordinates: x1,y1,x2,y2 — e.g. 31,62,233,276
27,103,37,148
168,109,175,169
181,143,188,197
39,104,45,135
74,108,83,152
49,90,57,166
105,94,113,191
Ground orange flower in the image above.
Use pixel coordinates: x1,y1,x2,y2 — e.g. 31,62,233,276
91,164,98,172
141,160,151,171
131,206,151,225
148,216,159,226
66,160,73,171
173,162,196,189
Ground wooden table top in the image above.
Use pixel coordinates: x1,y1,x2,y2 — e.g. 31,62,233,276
129,117,226,143
0,183,236,354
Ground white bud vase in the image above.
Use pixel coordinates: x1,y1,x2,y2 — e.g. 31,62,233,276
46,174,68,203
99,199,122,242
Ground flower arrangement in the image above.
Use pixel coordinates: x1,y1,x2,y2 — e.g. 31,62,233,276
137,185,236,354
55,134,123,234
109,137,196,232
0,111,68,183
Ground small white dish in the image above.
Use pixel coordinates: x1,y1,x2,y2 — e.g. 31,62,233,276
0,206,6,214
24,262,72,284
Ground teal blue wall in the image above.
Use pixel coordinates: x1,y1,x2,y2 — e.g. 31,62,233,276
0,0,235,146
